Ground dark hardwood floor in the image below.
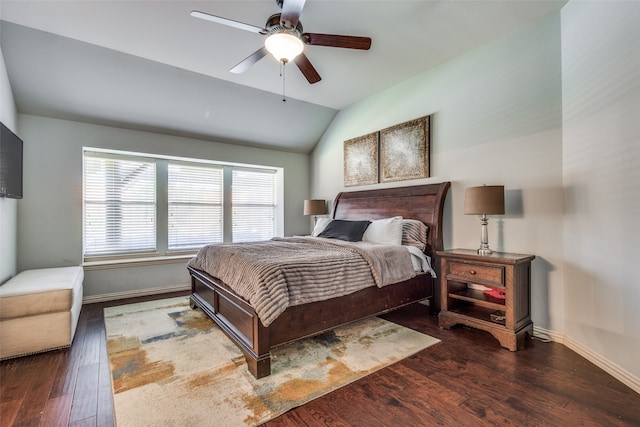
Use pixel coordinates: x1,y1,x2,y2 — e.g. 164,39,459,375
1,293,639,426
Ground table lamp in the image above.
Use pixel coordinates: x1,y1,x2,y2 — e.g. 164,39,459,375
464,185,504,255
304,199,327,225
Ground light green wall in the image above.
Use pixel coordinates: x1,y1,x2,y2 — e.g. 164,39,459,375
17,115,310,297
561,0,640,384
0,46,18,284
311,13,565,331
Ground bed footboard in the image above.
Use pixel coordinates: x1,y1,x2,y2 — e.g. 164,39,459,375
189,267,272,378
189,266,433,379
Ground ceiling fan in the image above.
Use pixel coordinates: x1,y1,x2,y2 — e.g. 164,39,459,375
191,0,372,84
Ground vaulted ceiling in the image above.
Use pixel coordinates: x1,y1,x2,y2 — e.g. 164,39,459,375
0,0,566,153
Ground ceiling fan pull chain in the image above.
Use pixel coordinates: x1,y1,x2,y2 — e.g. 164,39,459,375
281,61,287,102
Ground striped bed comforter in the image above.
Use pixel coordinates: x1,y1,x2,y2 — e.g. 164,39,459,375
187,236,416,327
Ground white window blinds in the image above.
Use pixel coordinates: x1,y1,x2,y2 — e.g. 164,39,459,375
168,162,223,250
232,168,277,243
83,153,156,256
83,149,283,260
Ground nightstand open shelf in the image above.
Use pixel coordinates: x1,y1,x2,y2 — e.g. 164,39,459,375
448,304,506,325
448,288,505,310
437,249,535,351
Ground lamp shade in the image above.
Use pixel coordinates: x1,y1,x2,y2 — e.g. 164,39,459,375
464,185,505,215
265,33,304,63
304,199,326,216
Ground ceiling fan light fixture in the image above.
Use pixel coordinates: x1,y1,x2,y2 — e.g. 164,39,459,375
265,32,304,63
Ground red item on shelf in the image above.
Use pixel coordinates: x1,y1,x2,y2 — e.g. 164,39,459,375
483,288,506,300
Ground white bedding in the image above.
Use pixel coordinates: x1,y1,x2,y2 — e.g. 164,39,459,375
405,245,436,277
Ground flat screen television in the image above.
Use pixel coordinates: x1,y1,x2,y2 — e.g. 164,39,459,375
0,121,23,199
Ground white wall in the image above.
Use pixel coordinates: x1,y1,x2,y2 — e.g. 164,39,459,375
17,115,311,297
311,13,565,331
561,0,640,384
0,46,18,284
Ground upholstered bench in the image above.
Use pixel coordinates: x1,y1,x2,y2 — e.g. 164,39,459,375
0,266,84,360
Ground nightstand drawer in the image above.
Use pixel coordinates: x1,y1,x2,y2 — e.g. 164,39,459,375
447,262,504,286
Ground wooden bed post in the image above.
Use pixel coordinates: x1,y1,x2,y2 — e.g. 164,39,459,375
248,316,271,379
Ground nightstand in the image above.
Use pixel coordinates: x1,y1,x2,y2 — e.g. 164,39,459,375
436,249,535,351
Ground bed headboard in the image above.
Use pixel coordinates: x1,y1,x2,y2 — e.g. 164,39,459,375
331,182,451,256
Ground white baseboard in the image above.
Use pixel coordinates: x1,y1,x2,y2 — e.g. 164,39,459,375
532,325,564,342
82,284,190,304
534,326,640,395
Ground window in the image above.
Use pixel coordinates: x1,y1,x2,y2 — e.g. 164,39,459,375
232,168,277,243
168,162,223,250
83,152,156,256
83,149,283,260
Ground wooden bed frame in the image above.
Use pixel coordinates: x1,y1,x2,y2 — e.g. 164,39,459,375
188,182,450,378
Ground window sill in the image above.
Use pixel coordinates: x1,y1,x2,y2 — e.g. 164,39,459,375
83,254,195,271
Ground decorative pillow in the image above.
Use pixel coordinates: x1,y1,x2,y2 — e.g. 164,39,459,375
317,220,371,242
311,217,332,237
362,216,403,246
402,219,429,251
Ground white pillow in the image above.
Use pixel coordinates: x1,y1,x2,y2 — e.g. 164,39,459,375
311,217,332,237
362,216,403,246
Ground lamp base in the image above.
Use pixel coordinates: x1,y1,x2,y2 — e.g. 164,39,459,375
477,214,494,256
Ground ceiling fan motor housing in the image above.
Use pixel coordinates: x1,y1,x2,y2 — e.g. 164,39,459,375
265,14,303,37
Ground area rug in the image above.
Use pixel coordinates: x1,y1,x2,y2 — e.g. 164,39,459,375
104,296,440,426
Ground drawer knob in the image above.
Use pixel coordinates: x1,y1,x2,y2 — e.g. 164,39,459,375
469,270,476,275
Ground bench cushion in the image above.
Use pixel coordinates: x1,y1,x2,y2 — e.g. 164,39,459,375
0,266,84,359
0,266,84,320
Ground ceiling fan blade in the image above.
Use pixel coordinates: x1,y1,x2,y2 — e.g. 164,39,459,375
280,0,306,29
191,10,267,35
230,47,269,74
302,33,371,50
294,53,321,84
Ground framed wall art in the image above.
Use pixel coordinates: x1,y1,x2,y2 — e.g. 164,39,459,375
343,132,379,187
379,116,430,183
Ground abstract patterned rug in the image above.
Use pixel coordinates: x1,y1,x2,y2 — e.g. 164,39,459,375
104,296,440,426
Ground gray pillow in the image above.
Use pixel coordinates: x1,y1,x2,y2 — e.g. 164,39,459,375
318,220,371,242
402,219,429,251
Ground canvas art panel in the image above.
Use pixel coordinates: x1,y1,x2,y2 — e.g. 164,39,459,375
343,132,379,186
380,116,430,183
